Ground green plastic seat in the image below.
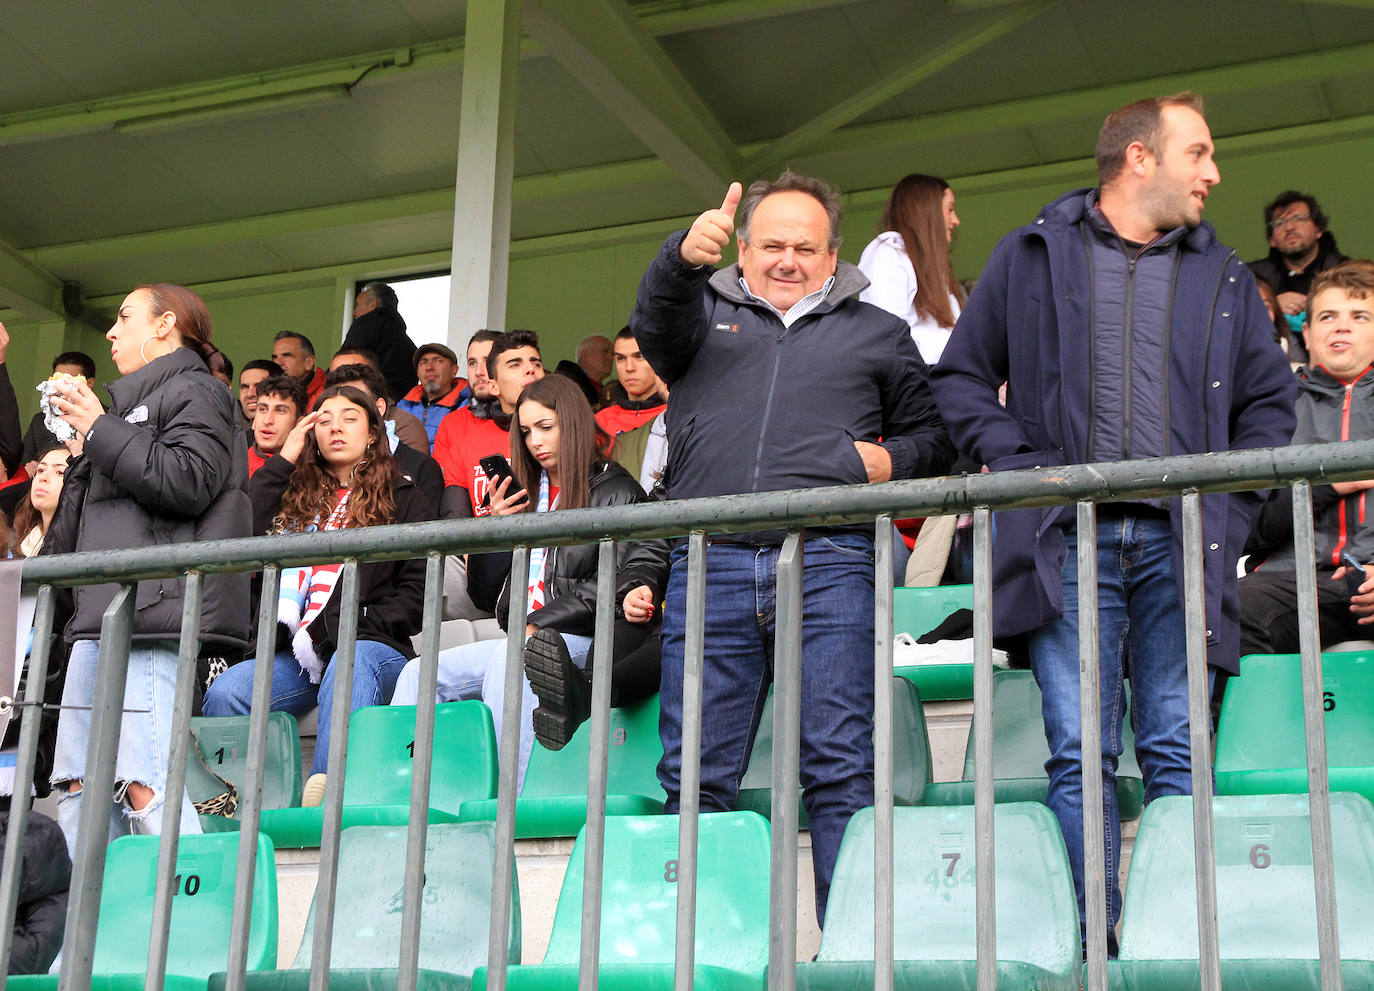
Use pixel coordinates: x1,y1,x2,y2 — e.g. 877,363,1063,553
475,811,771,990
922,668,1145,819
736,677,931,824
789,803,1080,990
1216,650,1374,805
208,822,517,991
191,712,303,830
11,831,277,989
459,694,666,838
1111,792,1374,988
893,584,975,701
258,701,497,848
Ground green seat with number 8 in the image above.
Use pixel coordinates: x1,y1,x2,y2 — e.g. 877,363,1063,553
1216,650,1374,805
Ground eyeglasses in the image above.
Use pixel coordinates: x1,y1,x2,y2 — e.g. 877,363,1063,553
1269,214,1313,231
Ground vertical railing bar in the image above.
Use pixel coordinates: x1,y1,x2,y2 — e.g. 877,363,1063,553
578,538,617,991
768,530,804,991
972,507,997,991
1077,502,1108,991
1291,480,1343,990
226,564,282,991
1182,491,1221,991
0,585,56,978
397,553,446,991
145,571,204,991
872,517,895,991
309,559,361,991
674,531,707,991
486,544,530,991
59,584,136,991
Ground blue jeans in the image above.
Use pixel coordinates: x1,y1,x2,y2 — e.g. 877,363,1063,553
390,632,592,791
657,534,876,925
203,640,409,776
1027,510,1204,942
51,640,203,861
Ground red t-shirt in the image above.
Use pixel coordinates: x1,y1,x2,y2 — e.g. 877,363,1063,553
596,401,666,437
432,406,512,516
247,445,269,477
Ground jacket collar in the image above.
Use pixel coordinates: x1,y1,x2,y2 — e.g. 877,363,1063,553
1031,187,1217,254
1299,362,1374,397
706,259,870,316
105,347,206,411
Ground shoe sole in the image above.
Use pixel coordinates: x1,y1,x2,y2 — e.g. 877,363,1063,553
525,632,577,751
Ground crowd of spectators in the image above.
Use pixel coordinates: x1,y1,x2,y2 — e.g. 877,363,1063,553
1,87,1372,955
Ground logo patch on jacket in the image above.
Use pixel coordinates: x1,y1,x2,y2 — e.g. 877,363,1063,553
125,405,149,424
713,323,738,333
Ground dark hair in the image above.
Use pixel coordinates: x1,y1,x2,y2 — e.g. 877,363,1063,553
614,326,636,342
273,385,396,531
12,445,71,551
241,358,283,378
1253,280,1289,346
467,329,501,356
737,169,843,251
1264,190,1328,238
1095,92,1205,186
877,173,963,329
1306,260,1374,323
332,346,379,368
135,284,215,363
256,374,308,418
273,330,315,357
486,329,541,380
325,363,389,405
359,282,398,309
204,346,233,382
52,352,95,379
510,375,610,512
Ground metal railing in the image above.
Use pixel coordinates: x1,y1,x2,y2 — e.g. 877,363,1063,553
3,437,1371,991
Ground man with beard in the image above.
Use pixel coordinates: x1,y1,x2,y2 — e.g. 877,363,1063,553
396,343,469,448
1249,191,1350,361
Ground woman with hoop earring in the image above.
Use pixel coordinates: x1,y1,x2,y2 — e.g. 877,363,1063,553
203,384,427,805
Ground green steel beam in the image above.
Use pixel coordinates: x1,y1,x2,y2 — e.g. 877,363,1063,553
744,0,1057,174
634,0,871,34
524,0,739,198
0,238,64,319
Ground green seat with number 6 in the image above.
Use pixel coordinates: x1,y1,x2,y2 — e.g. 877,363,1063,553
1109,793,1374,989
258,702,497,848
1216,650,1374,806
791,803,1080,990
475,811,771,990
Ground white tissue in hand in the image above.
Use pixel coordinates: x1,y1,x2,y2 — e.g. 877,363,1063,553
36,378,78,443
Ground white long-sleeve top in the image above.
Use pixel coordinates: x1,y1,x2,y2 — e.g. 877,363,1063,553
857,231,961,365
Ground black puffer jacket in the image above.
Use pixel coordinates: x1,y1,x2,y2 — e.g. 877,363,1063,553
1,810,70,975
496,461,670,635
251,454,427,660
42,348,252,650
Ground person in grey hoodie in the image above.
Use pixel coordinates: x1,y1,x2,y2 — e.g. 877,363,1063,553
1241,261,1374,656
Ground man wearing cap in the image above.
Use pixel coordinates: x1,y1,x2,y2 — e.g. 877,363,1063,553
396,343,470,449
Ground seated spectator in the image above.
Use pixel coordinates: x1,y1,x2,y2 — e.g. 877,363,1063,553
392,375,668,777
396,343,469,448
343,281,419,403
609,381,669,489
464,330,501,406
1241,261,1374,656
329,347,429,454
203,385,426,806
1248,190,1349,347
0,811,69,975
13,446,70,556
1255,279,1303,364
554,333,613,408
19,350,95,473
432,329,545,518
271,331,326,409
204,346,234,388
248,374,307,477
238,358,283,430
594,327,666,437
324,363,442,517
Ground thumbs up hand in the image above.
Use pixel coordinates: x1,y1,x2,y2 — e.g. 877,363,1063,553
679,182,742,267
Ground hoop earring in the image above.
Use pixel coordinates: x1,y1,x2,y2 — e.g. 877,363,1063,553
138,336,155,365
351,458,371,481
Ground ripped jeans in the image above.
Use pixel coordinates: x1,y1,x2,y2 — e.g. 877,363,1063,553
51,640,201,861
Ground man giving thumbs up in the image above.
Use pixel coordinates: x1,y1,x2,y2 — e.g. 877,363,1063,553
629,170,953,924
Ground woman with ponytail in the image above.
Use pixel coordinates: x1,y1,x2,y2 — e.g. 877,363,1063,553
43,283,252,855
203,384,426,805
